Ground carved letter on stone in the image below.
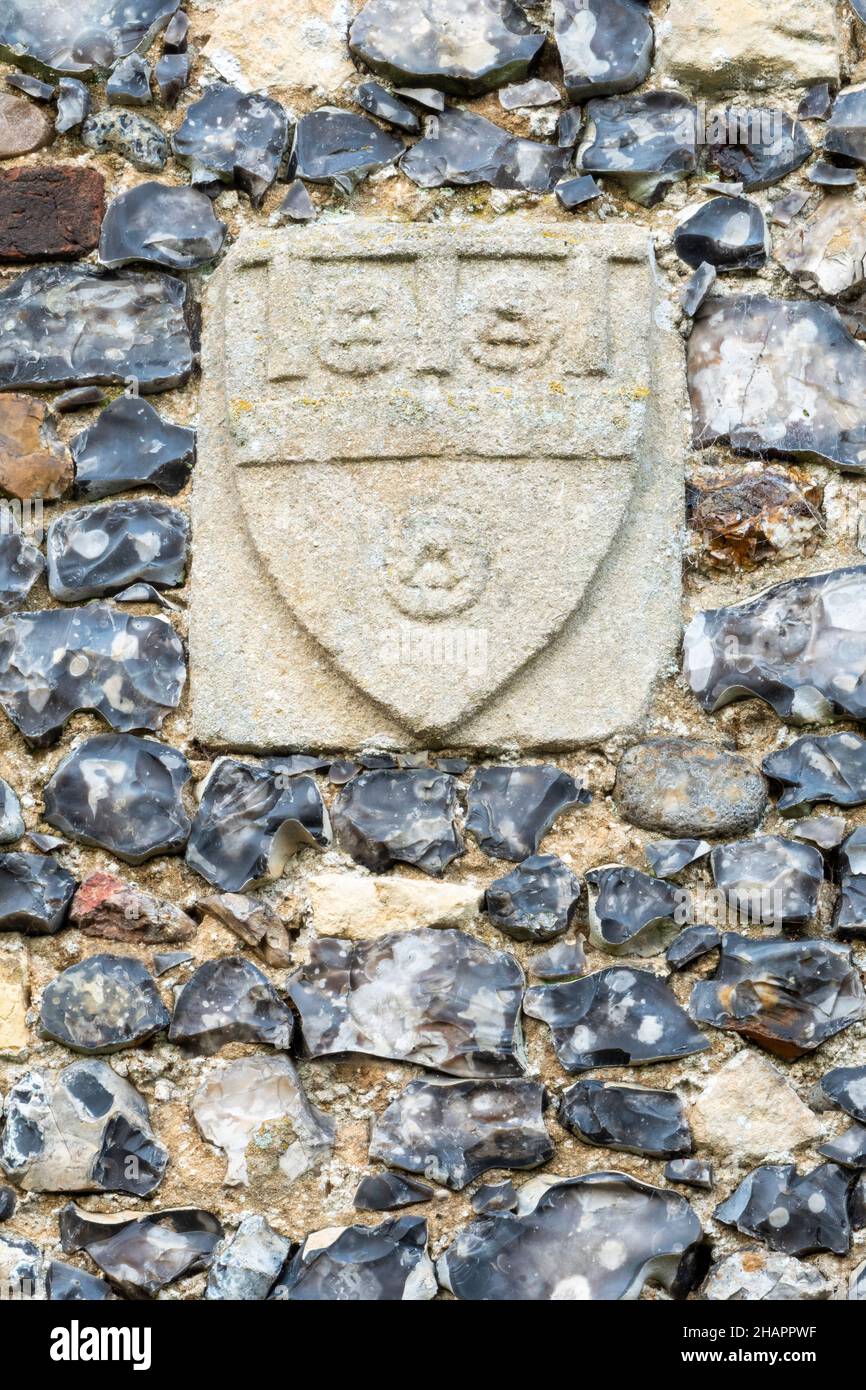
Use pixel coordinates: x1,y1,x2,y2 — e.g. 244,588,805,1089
192,224,686,750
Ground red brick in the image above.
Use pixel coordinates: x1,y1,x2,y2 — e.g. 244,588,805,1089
0,165,105,261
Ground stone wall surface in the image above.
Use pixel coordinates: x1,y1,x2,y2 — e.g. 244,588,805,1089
0,0,865,1304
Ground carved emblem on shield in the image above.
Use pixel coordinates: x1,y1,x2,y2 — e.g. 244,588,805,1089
192,224,686,750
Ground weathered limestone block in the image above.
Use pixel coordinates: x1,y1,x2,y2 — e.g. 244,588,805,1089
0,945,27,1052
193,224,686,750
203,0,355,98
658,0,840,94
306,870,482,939
689,1051,824,1162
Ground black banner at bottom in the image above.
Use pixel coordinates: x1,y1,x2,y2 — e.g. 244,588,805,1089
8,1294,853,1377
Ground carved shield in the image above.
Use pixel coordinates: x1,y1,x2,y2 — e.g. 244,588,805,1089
194,224,684,749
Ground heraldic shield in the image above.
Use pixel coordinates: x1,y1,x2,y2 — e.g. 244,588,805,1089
192,223,687,751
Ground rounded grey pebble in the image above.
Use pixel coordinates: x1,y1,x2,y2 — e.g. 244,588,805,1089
613,738,769,837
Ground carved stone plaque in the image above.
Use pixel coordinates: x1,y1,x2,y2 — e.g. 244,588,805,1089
192,223,687,750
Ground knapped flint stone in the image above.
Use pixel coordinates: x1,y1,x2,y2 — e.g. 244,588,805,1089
0,518,43,613
81,109,168,173
172,83,288,206
0,1186,16,1221
369,1077,553,1190
401,108,571,191
614,739,768,838
554,0,653,102
707,110,812,192
485,854,581,943
689,933,866,1058
0,0,180,78
776,195,866,297
702,1247,833,1301
333,769,462,876
107,53,151,105
187,761,329,893
271,1214,436,1301
192,1054,333,1185
666,924,720,972
524,966,709,1073
287,108,403,194
715,1163,854,1256
0,92,53,158
808,159,857,187
586,865,681,957
154,51,189,107
5,73,53,100
674,196,767,271
0,1231,44,1298
46,1260,117,1301
0,166,104,262
152,950,192,975
764,733,866,816
394,85,445,112
357,82,420,134
646,839,711,878
819,1065,866,1123
852,1260,866,1299
467,765,585,863
479,135,572,195
199,891,290,968
169,956,293,1054
681,262,716,318
288,928,526,1077
578,91,697,205
47,501,189,601
689,296,866,471
555,174,602,210
825,84,866,167
528,937,587,980
0,779,23,843
819,1124,866,1168
0,1060,167,1194
791,814,847,850
683,567,866,722
40,954,169,1054
560,1080,691,1159
54,78,89,133
27,832,65,851
499,78,560,111
472,1180,518,1214
799,84,833,122
60,1204,223,1298
162,10,188,52
440,1171,704,1300
43,733,191,863
205,1215,291,1301
354,1172,434,1211
557,106,583,146
0,852,74,933
348,0,545,96
276,179,316,223
99,183,226,271
0,264,193,394
0,605,186,745
835,828,866,936
771,188,812,226
72,396,195,499
54,387,106,413
710,835,823,927
665,1158,714,1190
69,870,195,945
